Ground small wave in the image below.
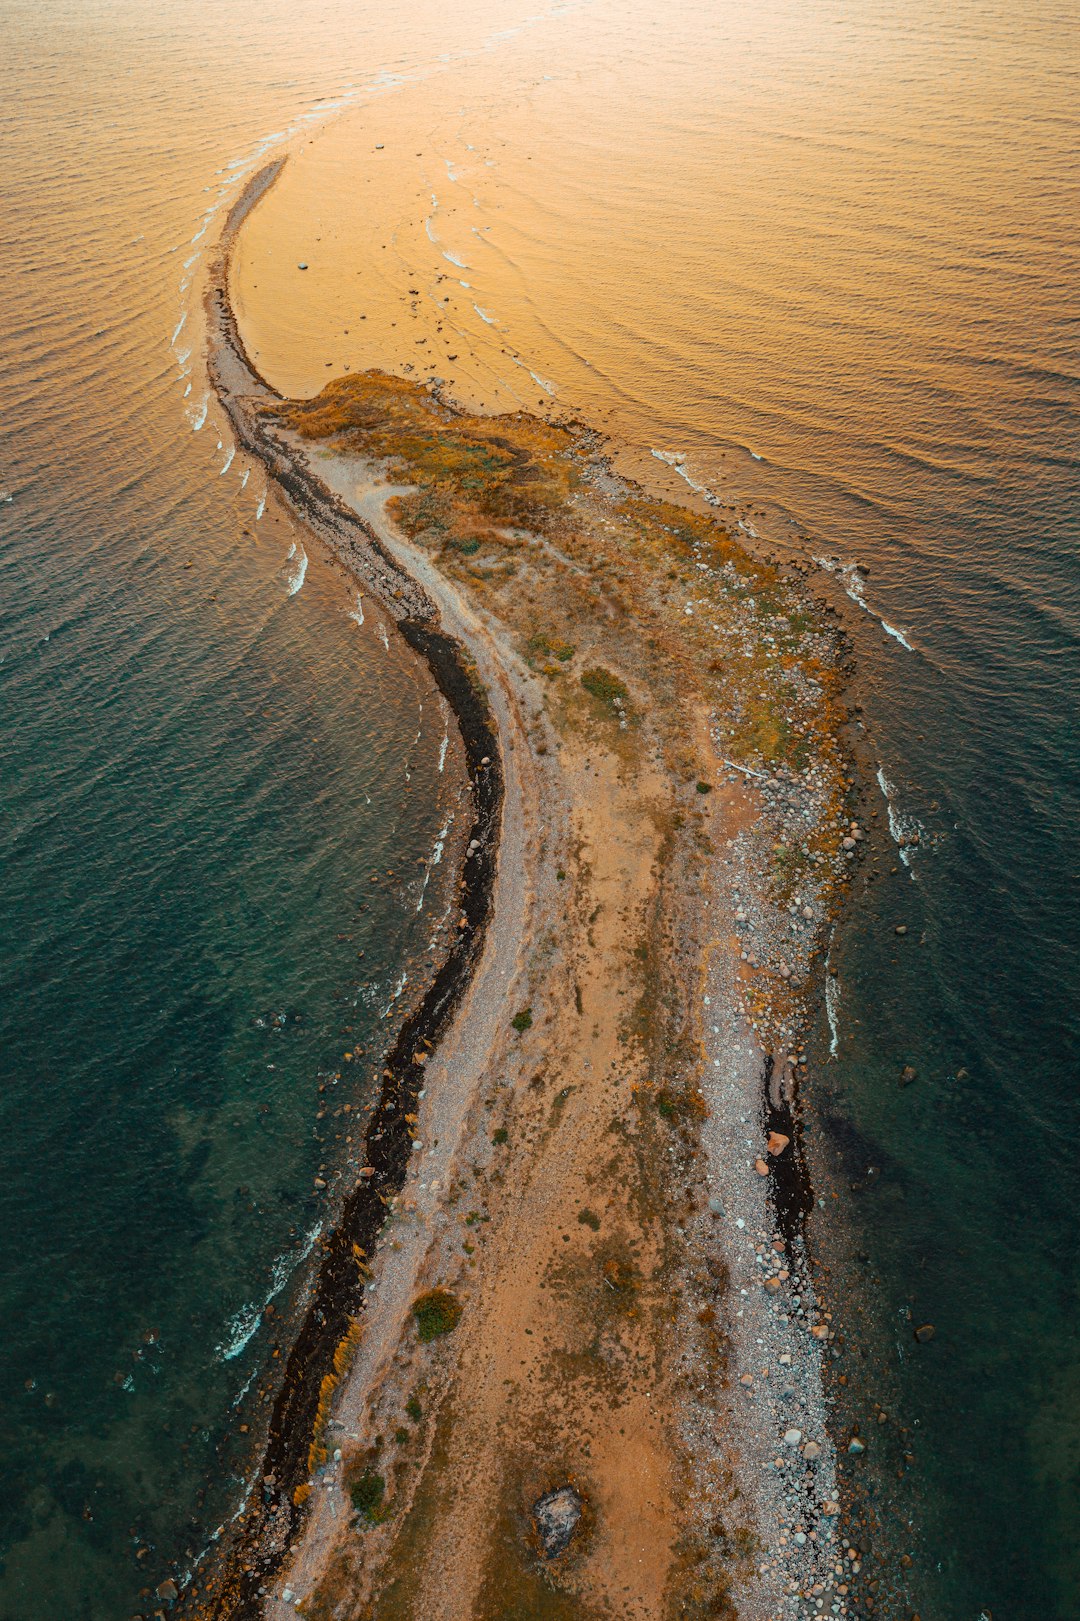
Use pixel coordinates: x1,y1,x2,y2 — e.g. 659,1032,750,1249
814,556,914,652
216,1222,323,1362
425,218,440,244
876,766,923,868
529,369,557,396
219,445,235,476
377,621,390,651
285,544,308,596
438,731,449,772
240,468,250,490
416,814,453,911
473,303,496,325
384,970,408,1015
170,312,187,347
0,488,13,504
348,591,365,626
825,971,840,1056
881,619,914,652
443,250,469,269
189,396,209,432
256,491,267,520
651,449,721,507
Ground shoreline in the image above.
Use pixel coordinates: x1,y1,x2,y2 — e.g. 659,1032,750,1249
189,157,865,1620
191,162,509,1619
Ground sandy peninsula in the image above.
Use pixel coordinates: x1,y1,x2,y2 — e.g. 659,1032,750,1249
189,160,867,1621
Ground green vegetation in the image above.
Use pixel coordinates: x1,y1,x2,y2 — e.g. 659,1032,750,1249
695,780,712,794
580,666,628,708
577,1208,601,1231
492,1127,509,1145
350,1469,386,1523
511,1007,533,1032
405,1395,422,1423
412,1288,463,1342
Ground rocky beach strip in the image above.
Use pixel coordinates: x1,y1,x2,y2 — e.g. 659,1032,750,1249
181,157,873,1621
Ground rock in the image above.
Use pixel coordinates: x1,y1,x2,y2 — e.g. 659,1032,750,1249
708,1196,725,1215
810,1324,829,1341
842,836,856,850
822,1500,841,1516
480,755,491,766
739,1373,754,1386
899,1065,917,1086
783,1428,803,1447
767,1131,790,1157
802,904,814,920
802,1440,822,1460
895,924,908,936
532,1484,583,1558
763,1276,781,1293
914,1322,936,1343
313,1177,327,1190
156,1579,179,1602
848,1436,866,1455
297,263,308,270
754,1157,770,1176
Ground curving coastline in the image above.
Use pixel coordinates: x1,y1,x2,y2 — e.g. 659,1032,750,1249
186,155,877,1621
191,161,508,1619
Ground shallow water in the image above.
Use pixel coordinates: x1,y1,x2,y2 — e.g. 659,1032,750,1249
3,0,1077,1615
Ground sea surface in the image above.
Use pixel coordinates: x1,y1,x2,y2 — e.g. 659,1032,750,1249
2,1,1077,1617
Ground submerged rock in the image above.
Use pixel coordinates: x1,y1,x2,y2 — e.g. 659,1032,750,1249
532,1484,583,1558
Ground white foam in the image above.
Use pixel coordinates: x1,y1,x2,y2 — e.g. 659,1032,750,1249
825,971,840,1056
285,544,308,596
651,449,721,507
347,591,365,626
219,445,235,475
190,396,208,432
416,814,453,911
473,303,496,325
377,621,390,651
876,766,923,868
425,218,439,244
443,250,469,268
170,311,187,347
256,491,267,520
240,468,250,490
814,556,913,652
216,1222,323,1362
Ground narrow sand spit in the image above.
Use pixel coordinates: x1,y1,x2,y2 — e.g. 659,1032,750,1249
192,160,863,1621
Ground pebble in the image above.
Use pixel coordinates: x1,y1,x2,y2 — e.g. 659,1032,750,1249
708,1196,725,1215
767,1131,790,1156
848,1437,866,1455
784,1428,803,1447
899,1064,918,1086
754,1157,770,1176
914,1322,936,1343
895,924,908,936
803,1440,822,1460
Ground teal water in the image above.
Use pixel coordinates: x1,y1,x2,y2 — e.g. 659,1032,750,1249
0,2,547,1614
1,0,1078,1617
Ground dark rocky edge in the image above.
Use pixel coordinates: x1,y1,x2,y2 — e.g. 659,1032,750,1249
184,161,504,1620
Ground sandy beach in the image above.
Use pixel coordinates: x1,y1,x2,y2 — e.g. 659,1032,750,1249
191,159,865,1621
